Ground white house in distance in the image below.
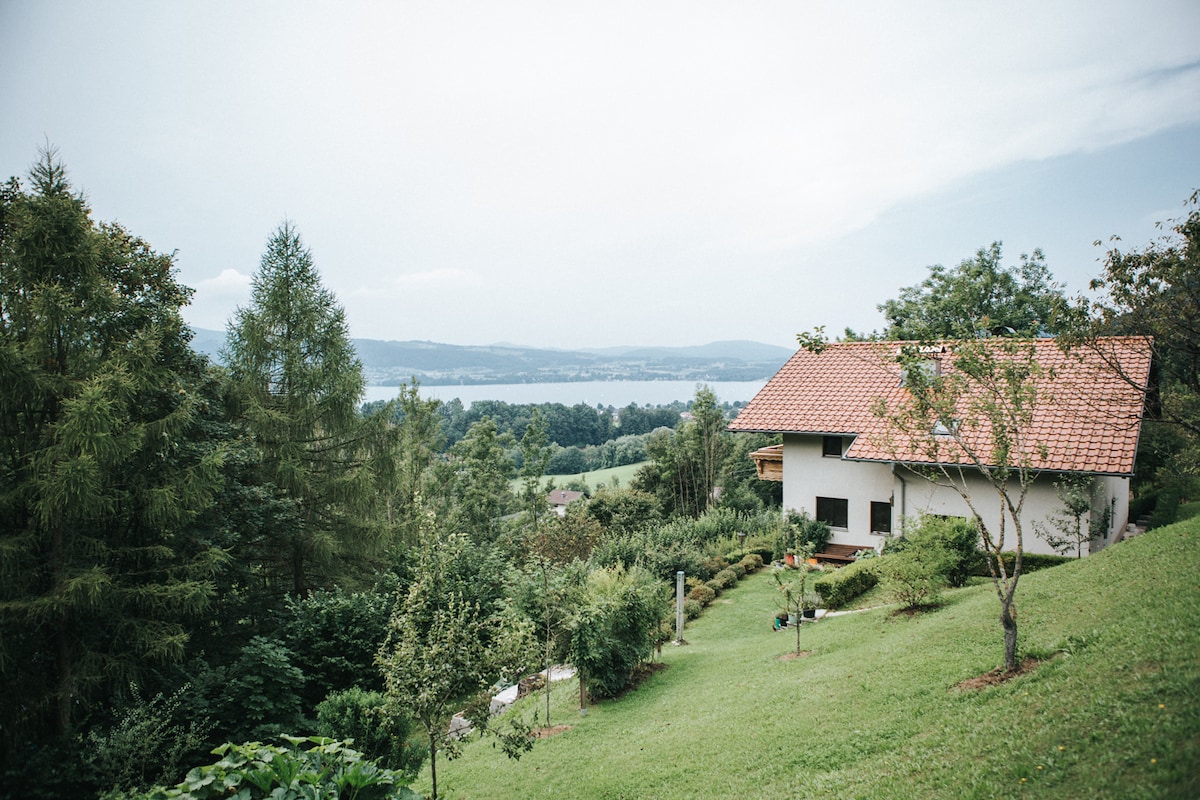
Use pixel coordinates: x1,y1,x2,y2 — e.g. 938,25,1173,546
728,337,1153,557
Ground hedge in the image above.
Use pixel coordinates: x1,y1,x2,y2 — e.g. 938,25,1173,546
967,550,1072,576
812,559,879,609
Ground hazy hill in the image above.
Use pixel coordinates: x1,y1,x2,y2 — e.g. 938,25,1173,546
188,329,794,385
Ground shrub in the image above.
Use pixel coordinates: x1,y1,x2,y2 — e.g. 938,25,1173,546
878,550,949,610
813,559,879,609
714,568,739,589
701,555,730,579
967,551,1072,577
315,688,424,778
889,515,979,587
729,562,746,579
683,598,703,620
705,579,723,596
133,736,420,799
688,584,717,606
1149,488,1181,530
740,553,764,573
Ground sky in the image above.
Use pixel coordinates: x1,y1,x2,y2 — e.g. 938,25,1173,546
3,2,1199,351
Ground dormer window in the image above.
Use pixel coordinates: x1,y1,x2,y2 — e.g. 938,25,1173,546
822,436,843,457
932,418,960,437
898,345,946,387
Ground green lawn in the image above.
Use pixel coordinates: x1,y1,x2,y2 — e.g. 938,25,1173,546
513,461,649,494
419,520,1200,799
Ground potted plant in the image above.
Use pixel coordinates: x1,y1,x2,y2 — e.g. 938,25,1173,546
801,591,821,619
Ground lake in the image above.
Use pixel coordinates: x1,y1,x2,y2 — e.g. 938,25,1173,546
360,379,769,408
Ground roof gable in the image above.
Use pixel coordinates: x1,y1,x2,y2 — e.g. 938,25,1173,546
728,337,1152,475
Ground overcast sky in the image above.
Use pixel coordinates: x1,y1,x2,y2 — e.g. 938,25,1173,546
4,2,1199,350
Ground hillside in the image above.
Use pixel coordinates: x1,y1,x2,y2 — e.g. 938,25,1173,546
432,521,1200,799
188,328,794,385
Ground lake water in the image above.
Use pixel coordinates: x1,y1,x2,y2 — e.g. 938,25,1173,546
361,379,769,408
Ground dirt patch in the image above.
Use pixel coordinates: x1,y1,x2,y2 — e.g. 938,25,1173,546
533,725,572,739
955,657,1044,691
778,650,813,661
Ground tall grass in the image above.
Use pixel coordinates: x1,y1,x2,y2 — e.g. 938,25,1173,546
424,520,1200,799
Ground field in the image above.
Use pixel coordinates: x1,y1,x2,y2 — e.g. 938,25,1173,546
513,461,650,494
419,519,1200,799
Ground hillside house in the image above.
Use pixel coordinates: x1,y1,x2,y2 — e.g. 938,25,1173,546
547,489,586,517
728,337,1153,557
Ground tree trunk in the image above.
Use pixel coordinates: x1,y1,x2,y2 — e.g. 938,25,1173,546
1000,601,1018,672
428,732,438,800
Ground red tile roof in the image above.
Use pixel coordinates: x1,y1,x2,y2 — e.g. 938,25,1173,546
728,337,1152,475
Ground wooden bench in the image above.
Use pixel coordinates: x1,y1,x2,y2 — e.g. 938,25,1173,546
814,543,871,565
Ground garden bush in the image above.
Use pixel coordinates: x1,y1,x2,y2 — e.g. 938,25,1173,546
888,515,979,587
705,579,723,596
739,553,764,572
967,551,1072,577
713,568,739,589
315,688,424,778
877,549,950,610
813,559,879,609
683,598,703,620
729,562,746,579
688,584,716,606
1149,488,1181,529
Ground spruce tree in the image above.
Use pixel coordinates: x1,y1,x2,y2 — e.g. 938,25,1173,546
0,149,225,751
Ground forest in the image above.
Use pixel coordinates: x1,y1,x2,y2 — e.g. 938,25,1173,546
1,149,1195,799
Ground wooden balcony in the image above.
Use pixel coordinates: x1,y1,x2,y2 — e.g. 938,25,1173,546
749,443,783,481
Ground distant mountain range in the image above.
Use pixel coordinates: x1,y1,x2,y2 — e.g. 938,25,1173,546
189,328,795,385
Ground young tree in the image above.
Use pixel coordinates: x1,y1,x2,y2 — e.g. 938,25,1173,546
378,518,535,800
872,337,1045,672
436,416,514,546
639,386,730,518
0,149,225,752
225,222,385,595
1033,475,1101,559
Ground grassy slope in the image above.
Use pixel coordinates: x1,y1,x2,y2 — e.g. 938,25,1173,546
427,520,1200,799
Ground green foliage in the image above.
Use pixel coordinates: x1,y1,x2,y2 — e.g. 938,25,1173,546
86,683,212,795
880,242,1064,339
637,386,731,518
775,511,831,558
0,148,226,753
688,584,716,606
213,637,307,744
224,221,385,595
1033,475,1104,557
739,553,764,572
315,688,423,778
566,565,668,700
812,560,880,609
1148,488,1181,530
713,568,739,589
379,524,536,800
133,736,419,799
877,549,951,610
888,515,979,587
276,587,397,711
682,598,703,620
966,551,1073,577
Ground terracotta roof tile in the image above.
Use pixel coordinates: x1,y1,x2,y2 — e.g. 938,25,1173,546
728,337,1152,475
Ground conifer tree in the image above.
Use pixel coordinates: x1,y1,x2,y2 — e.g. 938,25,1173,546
225,222,385,595
0,149,225,749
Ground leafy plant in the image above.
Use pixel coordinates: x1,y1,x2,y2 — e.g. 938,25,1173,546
133,736,419,799
315,688,424,778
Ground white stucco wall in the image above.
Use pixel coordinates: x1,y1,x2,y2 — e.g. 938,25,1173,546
780,433,1131,557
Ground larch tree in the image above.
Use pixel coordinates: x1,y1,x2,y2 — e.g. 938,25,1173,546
224,222,384,595
0,149,226,749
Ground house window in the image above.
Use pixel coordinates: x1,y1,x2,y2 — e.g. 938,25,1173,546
900,355,942,387
822,436,842,457
870,501,892,534
816,496,848,529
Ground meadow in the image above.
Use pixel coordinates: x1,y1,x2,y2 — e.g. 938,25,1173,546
422,518,1200,799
